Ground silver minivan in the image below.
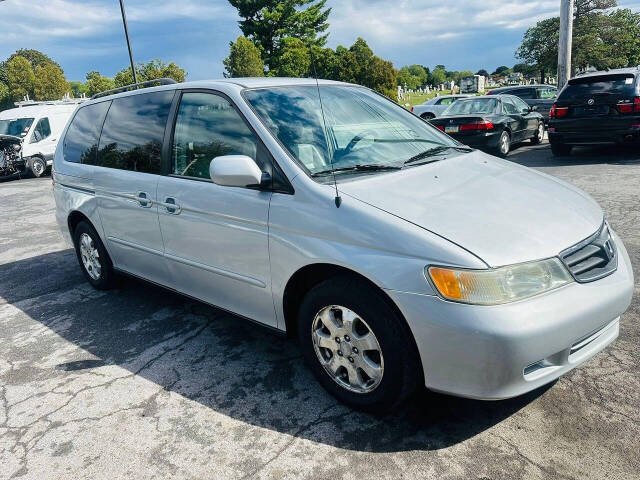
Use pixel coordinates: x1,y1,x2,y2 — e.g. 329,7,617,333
53,78,634,412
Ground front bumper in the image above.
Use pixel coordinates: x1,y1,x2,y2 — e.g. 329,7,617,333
387,231,634,400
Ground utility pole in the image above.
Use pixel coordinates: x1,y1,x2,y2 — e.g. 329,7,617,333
558,0,574,89
118,0,138,84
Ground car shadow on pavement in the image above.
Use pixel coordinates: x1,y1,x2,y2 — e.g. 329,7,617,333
507,142,640,168
1,250,551,453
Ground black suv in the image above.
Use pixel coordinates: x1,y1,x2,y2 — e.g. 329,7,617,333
487,85,557,123
548,68,640,156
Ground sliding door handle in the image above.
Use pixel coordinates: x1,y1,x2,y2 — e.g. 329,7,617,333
161,197,181,214
136,191,152,208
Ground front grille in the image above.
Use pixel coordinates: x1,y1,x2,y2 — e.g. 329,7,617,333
560,223,617,283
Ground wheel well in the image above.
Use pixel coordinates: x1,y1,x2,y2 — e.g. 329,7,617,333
282,263,424,381
67,211,91,239
420,112,434,119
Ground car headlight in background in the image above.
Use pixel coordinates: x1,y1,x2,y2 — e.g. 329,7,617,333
426,258,573,305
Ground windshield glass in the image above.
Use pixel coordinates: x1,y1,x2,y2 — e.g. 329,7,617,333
443,98,497,116
0,117,34,137
244,86,457,175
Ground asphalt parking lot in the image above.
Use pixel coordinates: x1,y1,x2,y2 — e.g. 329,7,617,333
1,139,639,480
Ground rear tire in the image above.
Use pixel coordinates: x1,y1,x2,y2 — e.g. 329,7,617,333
494,130,511,157
297,275,420,413
73,221,115,290
29,157,46,178
531,122,544,145
550,142,572,156
421,112,435,120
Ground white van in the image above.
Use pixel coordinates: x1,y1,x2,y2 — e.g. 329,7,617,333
0,101,80,177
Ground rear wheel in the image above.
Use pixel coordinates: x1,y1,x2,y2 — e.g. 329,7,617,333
494,130,511,157
73,221,115,289
550,142,572,156
421,112,435,120
531,122,544,144
297,275,420,413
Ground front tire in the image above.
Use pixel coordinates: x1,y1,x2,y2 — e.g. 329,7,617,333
29,157,46,178
297,275,420,413
73,221,115,290
531,122,544,144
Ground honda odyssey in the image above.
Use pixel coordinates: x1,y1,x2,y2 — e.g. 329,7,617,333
53,78,634,412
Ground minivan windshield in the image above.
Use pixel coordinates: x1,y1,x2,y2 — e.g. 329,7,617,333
244,86,458,176
443,98,498,116
0,117,34,137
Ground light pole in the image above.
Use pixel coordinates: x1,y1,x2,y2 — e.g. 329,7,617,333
558,0,574,89
118,0,138,84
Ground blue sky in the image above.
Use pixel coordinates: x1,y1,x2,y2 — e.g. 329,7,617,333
1,0,639,82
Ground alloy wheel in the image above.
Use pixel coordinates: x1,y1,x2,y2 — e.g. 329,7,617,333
79,233,101,280
311,305,384,393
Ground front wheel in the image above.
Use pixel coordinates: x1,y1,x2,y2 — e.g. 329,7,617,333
298,275,420,413
29,157,47,178
531,122,544,144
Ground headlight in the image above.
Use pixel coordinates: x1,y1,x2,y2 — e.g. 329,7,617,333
426,258,573,305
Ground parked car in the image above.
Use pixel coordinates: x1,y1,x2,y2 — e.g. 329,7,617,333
548,67,640,156
411,94,472,119
0,101,80,178
429,95,545,156
487,85,557,123
53,78,633,413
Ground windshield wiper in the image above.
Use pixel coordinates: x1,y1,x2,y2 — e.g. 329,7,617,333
403,145,473,166
312,164,402,177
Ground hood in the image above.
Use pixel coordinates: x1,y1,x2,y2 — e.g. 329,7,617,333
338,151,603,267
0,134,22,147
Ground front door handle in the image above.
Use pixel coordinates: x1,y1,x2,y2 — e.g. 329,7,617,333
162,197,181,214
136,191,152,208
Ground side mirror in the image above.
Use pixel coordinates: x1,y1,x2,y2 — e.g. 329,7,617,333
529,105,538,112
209,155,263,188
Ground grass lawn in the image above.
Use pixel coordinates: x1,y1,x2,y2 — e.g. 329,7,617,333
399,89,487,109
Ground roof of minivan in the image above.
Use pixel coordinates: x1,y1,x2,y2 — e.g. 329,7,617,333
0,103,78,120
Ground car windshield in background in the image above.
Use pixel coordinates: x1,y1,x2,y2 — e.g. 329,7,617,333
443,98,498,115
560,74,637,101
0,117,34,137
244,86,457,176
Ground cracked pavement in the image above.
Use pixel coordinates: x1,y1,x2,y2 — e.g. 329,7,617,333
1,139,639,480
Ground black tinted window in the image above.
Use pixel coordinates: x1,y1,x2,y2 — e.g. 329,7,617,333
64,102,110,164
559,74,637,102
92,91,173,173
514,88,536,99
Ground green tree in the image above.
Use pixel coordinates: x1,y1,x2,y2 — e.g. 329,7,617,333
455,70,474,83
114,59,186,87
69,81,88,98
272,37,310,77
476,69,489,77
0,82,9,110
430,67,446,85
492,65,510,75
223,36,265,77
6,56,36,101
309,46,338,79
228,0,331,71
85,71,114,96
33,63,69,101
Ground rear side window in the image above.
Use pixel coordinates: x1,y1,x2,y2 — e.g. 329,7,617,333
514,88,536,99
538,87,557,99
63,102,110,164
559,74,638,102
90,91,173,174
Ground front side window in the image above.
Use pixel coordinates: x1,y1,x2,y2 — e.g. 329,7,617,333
0,117,34,137
172,92,259,180
30,117,51,143
244,86,455,175
444,98,498,115
64,102,110,164
91,91,173,174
